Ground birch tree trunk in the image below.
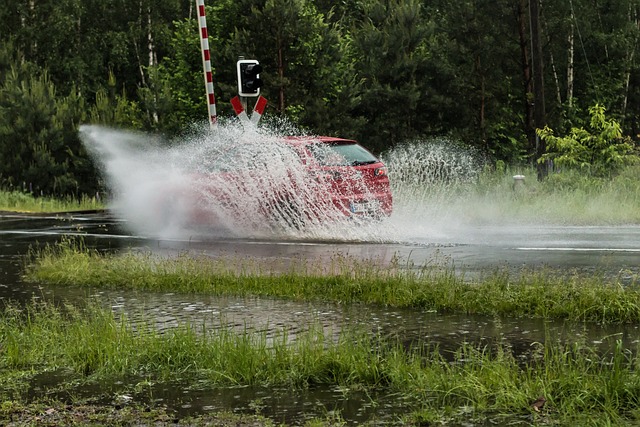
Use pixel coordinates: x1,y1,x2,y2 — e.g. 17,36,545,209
148,6,156,69
135,1,147,87
622,4,639,118
567,21,574,107
530,0,547,179
546,37,562,105
147,3,158,124
134,0,158,125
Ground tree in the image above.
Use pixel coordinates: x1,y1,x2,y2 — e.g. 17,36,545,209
150,18,208,133
421,0,533,161
0,62,97,195
219,0,346,131
348,0,431,151
3,0,640,174
152,1,238,130
528,0,547,179
89,72,143,129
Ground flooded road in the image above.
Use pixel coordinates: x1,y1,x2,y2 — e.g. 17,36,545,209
2,211,638,279
1,211,639,424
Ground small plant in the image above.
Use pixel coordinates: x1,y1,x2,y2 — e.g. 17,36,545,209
537,104,639,177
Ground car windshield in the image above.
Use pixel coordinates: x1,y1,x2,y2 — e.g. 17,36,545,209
310,143,378,166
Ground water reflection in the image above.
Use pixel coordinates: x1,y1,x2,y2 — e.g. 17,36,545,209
14,281,640,359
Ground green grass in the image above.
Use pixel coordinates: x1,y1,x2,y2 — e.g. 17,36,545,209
0,301,384,387
13,239,640,424
0,190,104,213
392,164,640,225
2,300,640,425
24,238,640,324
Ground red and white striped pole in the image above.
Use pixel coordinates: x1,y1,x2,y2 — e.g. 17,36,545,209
230,96,250,125
250,96,268,125
196,0,217,129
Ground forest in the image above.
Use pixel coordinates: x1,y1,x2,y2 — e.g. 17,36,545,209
1,0,639,196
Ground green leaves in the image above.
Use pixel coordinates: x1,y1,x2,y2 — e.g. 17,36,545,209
3,0,640,197
0,47,96,195
537,104,639,176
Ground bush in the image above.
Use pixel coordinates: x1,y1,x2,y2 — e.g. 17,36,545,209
537,104,639,177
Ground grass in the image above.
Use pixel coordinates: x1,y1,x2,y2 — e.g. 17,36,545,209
24,238,640,324
391,164,640,225
478,164,640,225
12,239,640,425
6,163,640,425
0,190,104,213
2,300,640,425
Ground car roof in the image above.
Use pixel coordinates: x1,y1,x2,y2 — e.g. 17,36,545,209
282,136,357,146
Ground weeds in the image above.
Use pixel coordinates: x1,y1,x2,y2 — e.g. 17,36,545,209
24,240,640,324
0,190,104,213
2,300,640,425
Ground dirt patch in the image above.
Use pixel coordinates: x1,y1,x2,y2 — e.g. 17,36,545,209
0,400,276,426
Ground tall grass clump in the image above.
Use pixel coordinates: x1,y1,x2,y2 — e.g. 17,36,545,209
0,190,104,213
25,239,640,324
3,300,640,425
0,299,391,387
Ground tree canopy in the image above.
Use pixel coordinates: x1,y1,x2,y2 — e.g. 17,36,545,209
1,0,639,195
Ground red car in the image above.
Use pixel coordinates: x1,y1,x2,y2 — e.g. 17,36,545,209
179,136,393,230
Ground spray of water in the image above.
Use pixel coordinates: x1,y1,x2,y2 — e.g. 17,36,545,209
381,138,485,242
384,138,481,213
79,119,498,244
80,121,402,241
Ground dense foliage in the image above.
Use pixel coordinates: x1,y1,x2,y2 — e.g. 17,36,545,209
1,0,639,196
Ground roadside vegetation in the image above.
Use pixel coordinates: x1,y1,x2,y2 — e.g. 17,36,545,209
2,297,640,426
3,163,640,224
0,190,104,213
390,162,640,226
387,116,640,226
3,1,640,199
467,163,640,225
25,238,640,325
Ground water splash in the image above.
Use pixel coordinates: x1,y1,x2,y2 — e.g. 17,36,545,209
384,138,481,209
80,122,395,241
381,138,484,242
79,122,492,243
